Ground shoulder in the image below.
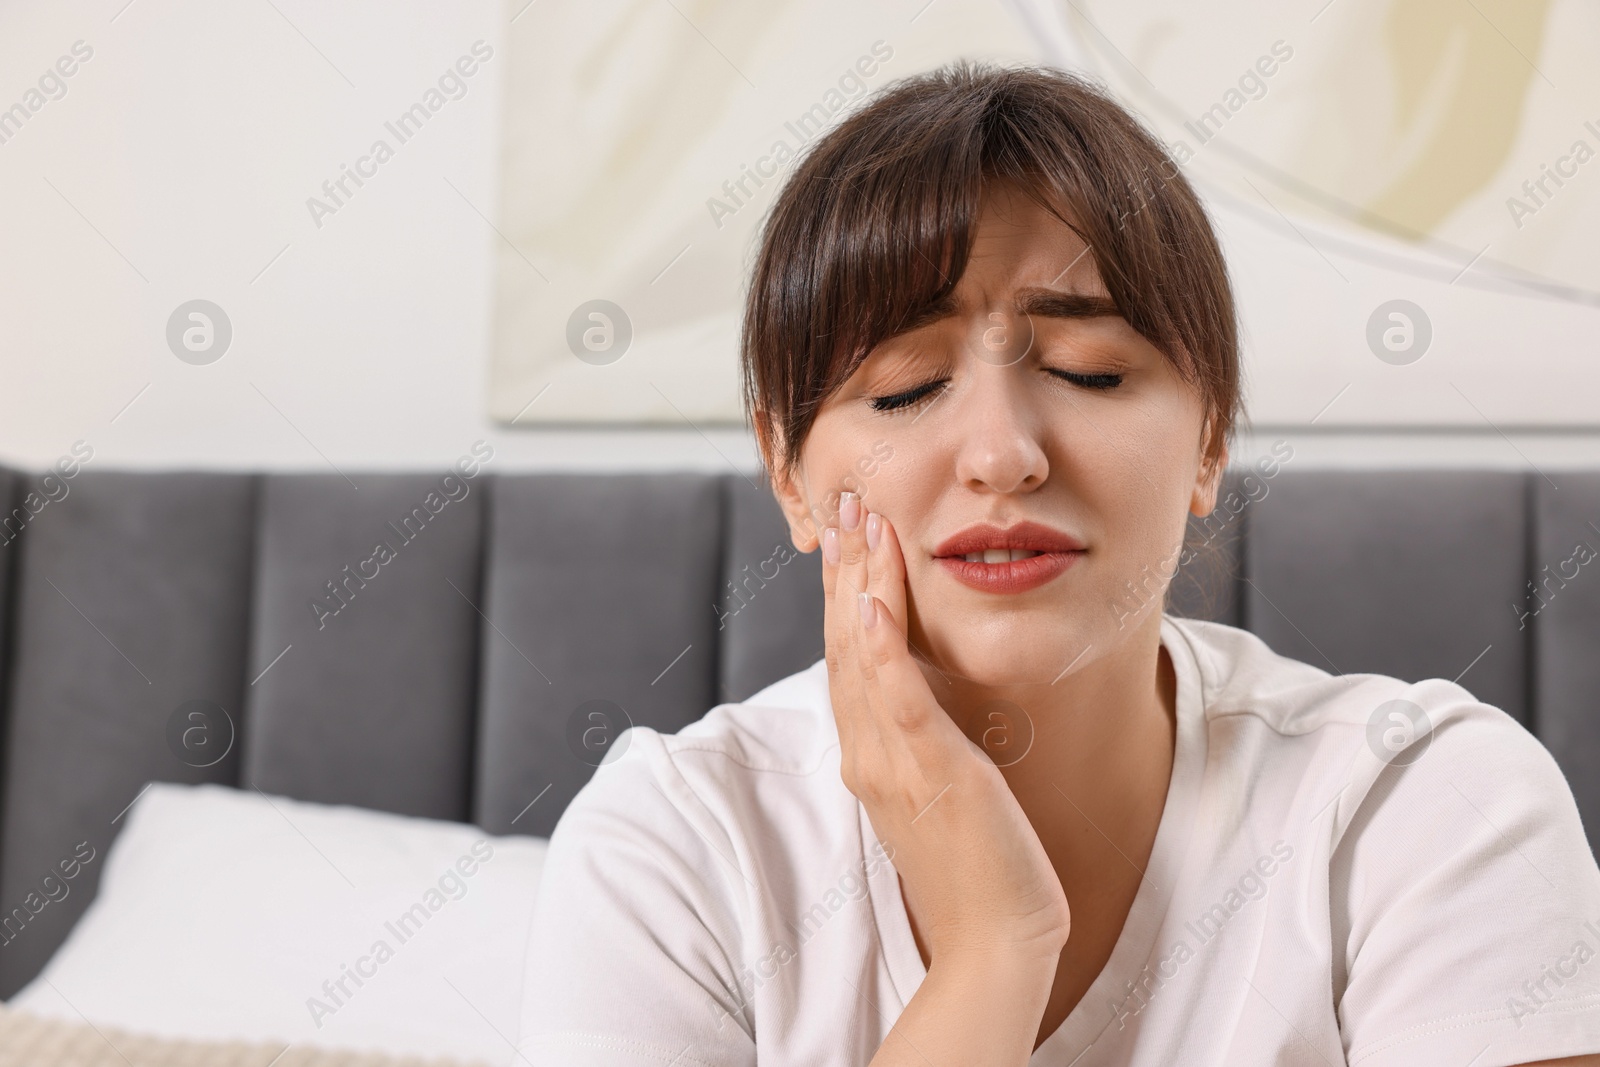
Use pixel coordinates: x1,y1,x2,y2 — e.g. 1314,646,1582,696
1165,615,1427,735
616,656,839,796
667,657,839,776
1165,614,1536,746
519,672,842,1061
550,658,844,849
1162,616,1573,850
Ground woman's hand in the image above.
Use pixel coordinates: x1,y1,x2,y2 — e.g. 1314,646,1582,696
822,490,1071,971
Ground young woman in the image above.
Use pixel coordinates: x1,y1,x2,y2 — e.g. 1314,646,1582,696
519,63,1600,1066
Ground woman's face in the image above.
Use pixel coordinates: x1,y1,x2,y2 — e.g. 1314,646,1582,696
770,182,1226,687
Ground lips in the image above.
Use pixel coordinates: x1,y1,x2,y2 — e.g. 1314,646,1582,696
932,521,1085,595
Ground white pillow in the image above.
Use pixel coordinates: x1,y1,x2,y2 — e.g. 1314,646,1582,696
8,782,548,1065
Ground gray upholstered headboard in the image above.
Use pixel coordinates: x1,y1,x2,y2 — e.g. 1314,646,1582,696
0,464,1596,997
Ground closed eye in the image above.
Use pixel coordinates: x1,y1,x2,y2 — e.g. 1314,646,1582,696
869,369,1121,412
1048,369,1123,390
868,379,947,412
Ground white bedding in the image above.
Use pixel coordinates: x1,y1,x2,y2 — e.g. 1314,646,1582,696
8,783,548,1066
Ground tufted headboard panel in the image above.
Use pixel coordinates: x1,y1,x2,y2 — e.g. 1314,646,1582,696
0,464,1595,996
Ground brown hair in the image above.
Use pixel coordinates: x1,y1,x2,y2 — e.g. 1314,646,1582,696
741,60,1241,478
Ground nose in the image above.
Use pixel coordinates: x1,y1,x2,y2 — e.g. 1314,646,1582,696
951,361,1049,495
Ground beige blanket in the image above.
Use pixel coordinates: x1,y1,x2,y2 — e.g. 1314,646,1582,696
0,1004,493,1067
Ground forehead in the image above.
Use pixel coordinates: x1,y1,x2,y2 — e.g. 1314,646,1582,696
959,182,1106,298
901,182,1115,330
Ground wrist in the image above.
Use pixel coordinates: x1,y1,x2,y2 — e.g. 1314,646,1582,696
932,941,1063,983
888,940,1064,1066
917,949,1059,1049
931,920,1069,970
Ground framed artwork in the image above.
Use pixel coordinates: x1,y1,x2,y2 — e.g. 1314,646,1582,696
488,0,1600,429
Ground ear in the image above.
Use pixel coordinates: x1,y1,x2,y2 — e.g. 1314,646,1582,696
754,409,821,553
1189,417,1228,518
771,464,822,554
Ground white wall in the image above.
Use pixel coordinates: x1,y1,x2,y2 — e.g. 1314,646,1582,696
1,0,1595,477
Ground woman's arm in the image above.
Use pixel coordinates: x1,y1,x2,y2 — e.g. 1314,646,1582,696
822,491,1071,1066
871,950,1059,1066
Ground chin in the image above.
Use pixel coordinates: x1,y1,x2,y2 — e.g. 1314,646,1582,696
913,608,1095,689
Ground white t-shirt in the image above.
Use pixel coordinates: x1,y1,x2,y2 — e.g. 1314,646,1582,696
518,615,1600,1066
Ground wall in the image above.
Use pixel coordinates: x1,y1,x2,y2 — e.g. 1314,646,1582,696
1,0,1595,478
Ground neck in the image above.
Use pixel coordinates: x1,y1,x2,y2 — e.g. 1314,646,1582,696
916,610,1177,835
899,610,1180,1032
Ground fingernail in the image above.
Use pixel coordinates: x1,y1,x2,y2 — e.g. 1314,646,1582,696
840,492,860,531
865,511,881,551
823,527,840,566
858,592,876,629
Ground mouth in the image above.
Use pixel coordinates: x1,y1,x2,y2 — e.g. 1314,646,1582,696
931,521,1085,595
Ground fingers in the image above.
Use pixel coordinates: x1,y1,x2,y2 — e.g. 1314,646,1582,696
827,490,908,677
835,490,869,601
821,489,873,680
854,589,970,804
855,593,920,700
852,514,950,752
836,491,887,691
820,491,869,756
865,510,909,639
820,490,930,766
814,489,967,810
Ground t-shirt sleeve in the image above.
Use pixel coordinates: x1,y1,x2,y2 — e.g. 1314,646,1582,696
1331,690,1600,1067
517,730,758,1067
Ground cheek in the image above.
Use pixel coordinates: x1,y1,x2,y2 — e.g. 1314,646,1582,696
858,462,927,557
1059,391,1204,593
845,457,942,591
798,421,909,526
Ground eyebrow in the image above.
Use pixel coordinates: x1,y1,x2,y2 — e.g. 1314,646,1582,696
1015,286,1120,320
893,286,1120,334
